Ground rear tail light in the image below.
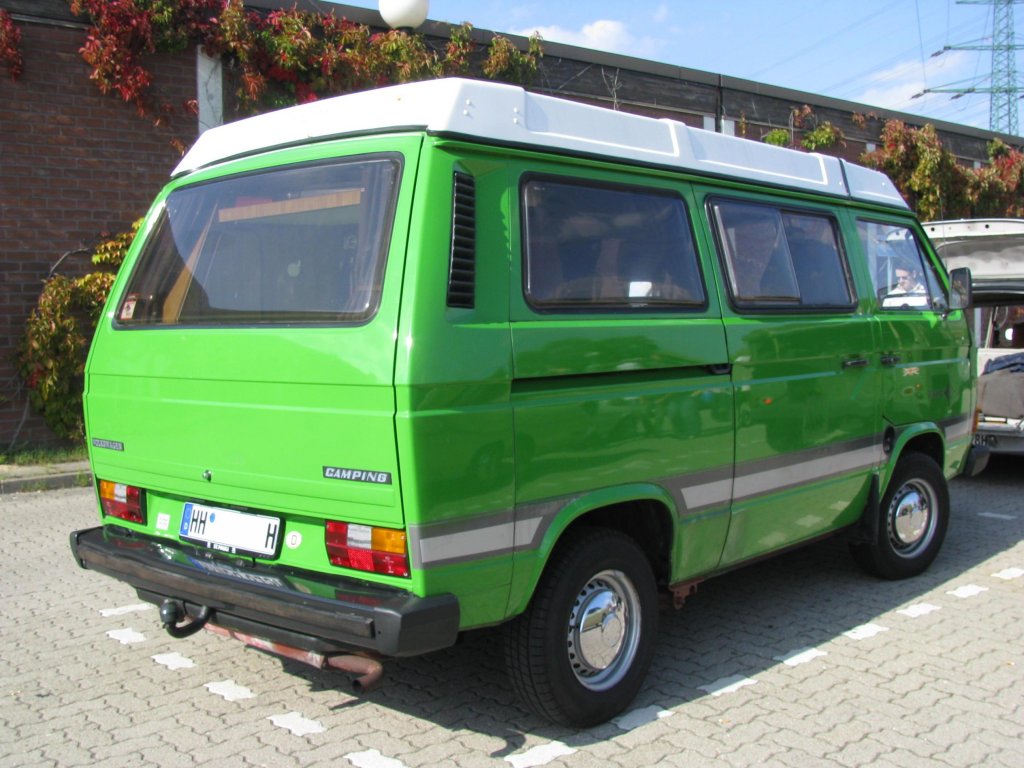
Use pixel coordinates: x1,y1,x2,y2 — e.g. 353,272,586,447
98,480,145,524
325,522,409,577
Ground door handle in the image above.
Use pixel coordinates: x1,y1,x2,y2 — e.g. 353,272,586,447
842,357,869,369
880,354,901,366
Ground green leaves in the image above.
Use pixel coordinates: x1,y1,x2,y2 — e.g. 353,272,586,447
862,121,1024,220
17,223,136,441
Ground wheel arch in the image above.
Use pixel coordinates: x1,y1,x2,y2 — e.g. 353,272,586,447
508,484,676,617
882,424,945,492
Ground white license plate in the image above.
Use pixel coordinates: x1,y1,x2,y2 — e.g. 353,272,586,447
179,502,280,557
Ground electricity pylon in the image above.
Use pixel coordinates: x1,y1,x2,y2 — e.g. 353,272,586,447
915,0,1023,135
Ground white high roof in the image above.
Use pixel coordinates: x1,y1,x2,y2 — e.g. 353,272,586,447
174,78,907,208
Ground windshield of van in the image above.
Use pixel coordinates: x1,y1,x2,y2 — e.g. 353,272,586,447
116,155,401,326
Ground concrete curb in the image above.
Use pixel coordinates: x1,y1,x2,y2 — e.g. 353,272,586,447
0,462,92,495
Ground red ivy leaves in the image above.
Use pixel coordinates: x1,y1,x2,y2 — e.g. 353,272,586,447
70,0,221,114
0,9,24,80
67,0,541,117
862,120,1024,220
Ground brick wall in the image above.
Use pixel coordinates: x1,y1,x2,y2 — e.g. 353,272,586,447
0,16,197,448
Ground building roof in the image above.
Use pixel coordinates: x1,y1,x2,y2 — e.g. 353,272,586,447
173,77,907,208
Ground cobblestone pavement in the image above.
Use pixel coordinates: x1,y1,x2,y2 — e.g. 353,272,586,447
2,460,1021,768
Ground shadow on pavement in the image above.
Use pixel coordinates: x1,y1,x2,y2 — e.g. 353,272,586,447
270,457,1024,753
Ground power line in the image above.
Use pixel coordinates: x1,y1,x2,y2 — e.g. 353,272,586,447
915,0,1023,134
748,0,904,80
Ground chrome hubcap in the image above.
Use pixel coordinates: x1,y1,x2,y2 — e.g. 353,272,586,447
887,479,936,557
566,570,641,691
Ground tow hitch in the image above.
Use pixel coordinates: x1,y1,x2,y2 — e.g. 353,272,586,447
159,599,211,638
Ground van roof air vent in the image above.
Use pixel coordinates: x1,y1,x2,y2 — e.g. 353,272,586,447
447,172,476,309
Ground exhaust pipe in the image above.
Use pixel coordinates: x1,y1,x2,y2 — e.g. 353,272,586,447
327,654,384,693
203,623,384,693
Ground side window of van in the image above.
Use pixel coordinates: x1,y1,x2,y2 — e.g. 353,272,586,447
522,178,705,310
710,199,855,309
857,220,948,311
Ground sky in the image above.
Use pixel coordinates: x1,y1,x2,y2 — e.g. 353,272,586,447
329,0,1022,134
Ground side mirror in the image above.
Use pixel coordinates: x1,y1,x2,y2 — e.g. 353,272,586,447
949,267,971,311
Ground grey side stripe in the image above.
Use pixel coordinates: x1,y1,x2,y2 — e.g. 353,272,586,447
408,433,900,568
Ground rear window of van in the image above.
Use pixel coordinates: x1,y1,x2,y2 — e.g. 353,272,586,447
116,155,401,326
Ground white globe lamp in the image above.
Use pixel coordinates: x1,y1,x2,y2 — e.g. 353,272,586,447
379,0,429,31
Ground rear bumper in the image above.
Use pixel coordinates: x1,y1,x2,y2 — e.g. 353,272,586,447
963,442,992,476
70,526,459,657
974,421,1024,456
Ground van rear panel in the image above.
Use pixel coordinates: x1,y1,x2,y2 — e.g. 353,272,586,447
87,331,401,524
82,139,425,598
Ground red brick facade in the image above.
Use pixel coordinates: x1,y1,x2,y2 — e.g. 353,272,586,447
0,18,197,447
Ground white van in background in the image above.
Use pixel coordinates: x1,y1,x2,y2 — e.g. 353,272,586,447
927,219,1024,457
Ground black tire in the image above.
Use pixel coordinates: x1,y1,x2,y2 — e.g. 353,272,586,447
504,528,658,728
851,452,949,579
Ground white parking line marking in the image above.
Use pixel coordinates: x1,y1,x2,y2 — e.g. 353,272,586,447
993,567,1024,580
152,652,195,670
344,749,408,768
204,680,255,702
977,512,1017,520
774,647,827,666
106,628,145,644
843,623,889,640
99,603,153,617
268,712,325,736
613,705,674,731
699,675,758,697
897,603,941,618
947,584,989,598
504,741,577,767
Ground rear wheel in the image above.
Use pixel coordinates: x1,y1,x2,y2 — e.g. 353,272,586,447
504,528,658,727
852,452,948,579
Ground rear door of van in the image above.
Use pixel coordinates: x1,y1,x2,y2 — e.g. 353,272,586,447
702,192,883,566
85,136,419,571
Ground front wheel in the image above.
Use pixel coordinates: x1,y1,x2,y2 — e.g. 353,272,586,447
504,528,658,727
851,452,949,579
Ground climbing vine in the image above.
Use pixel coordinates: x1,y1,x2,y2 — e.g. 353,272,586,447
800,121,843,152
0,8,23,80
858,120,1024,221
68,0,541,117
18,223,140,441
760,105,845,152
755,108,1023,221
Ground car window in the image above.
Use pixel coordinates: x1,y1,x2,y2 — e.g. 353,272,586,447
857,220,947,311
522,178,705,311
117,155,401,326
711,199,854,309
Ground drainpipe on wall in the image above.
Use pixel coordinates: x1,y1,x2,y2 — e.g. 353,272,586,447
196,48,223,133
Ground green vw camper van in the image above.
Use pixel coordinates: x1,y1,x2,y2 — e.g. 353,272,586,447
71,78,980,727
